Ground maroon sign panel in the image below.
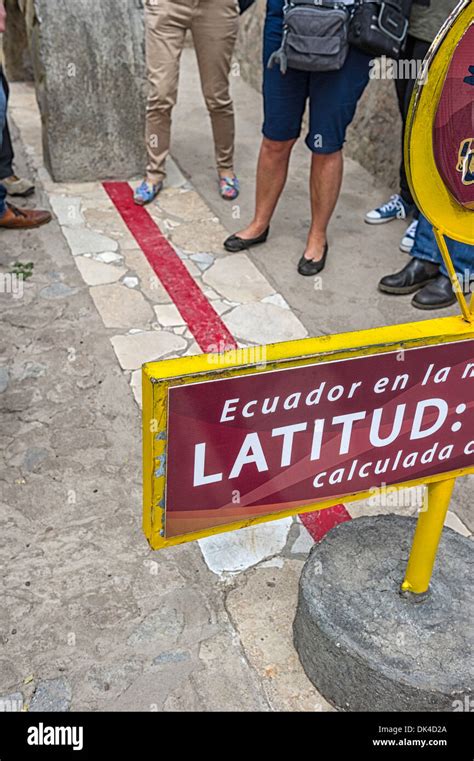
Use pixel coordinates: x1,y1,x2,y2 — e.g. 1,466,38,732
165,341,474,538
433,23,474,209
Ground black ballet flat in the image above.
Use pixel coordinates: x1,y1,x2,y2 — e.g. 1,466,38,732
297,243,328,276
223,226,270,253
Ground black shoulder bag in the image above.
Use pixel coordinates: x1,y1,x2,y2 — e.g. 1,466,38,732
348,0,413,60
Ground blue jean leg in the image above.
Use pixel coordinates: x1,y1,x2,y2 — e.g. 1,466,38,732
410,214,474,281
0,73,6,216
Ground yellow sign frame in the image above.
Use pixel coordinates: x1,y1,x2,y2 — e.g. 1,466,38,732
405,0,474,321
143,317,474,564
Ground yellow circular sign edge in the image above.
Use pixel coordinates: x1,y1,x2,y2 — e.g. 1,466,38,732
405,1,474,245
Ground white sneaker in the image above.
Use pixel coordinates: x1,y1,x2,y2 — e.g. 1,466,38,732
1,174,35,197
400,219,419,253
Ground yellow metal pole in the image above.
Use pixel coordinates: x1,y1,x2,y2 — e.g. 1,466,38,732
401,477,456,595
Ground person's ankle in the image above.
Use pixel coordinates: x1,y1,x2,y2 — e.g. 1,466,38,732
243,219,269,237
304,233,327,258
307,229,327,245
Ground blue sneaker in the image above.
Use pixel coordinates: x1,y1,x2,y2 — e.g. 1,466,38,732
365,194,414,224
133,180,162,206
399,219,419,253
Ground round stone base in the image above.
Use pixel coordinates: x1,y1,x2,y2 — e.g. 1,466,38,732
293,515,473,712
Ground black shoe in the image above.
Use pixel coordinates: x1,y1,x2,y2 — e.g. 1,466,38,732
297,243,328,276
223,226,269,252
412,274,458,310
378,257,439,295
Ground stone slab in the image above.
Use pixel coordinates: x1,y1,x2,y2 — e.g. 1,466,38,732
203,254,275,303
29,677,72,712
75,257,126,286
110,331,187,370
226,558,334,712
224,302,307,344
89,284,153,329
198,519,292,578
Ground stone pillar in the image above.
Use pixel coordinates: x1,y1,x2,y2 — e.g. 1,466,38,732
235,0,265,92
29,0,147,182
2,1,34,81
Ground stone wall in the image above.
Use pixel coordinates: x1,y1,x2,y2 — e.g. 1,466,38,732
235,0,402,190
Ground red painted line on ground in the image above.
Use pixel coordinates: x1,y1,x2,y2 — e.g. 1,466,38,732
104,181,350,541
300,504,352,542
103,181,237,354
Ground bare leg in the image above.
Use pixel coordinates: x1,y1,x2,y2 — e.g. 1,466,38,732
304,150,343,261
236,137,296,239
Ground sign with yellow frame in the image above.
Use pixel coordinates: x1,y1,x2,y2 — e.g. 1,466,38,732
142,1,474,596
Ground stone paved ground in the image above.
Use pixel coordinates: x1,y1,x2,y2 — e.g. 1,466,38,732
0,59,472,712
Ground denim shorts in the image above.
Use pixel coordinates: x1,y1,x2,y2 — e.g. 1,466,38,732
262,0,372,153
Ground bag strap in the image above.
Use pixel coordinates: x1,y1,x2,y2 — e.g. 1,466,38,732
288,0,350,9
267,25,290,74
353,0,412,14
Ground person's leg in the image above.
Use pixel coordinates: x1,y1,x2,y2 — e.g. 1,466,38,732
0,70,35,197
394,35,414,121
394,36,411,205
191,0,239,182
409,214,441,265
366,37,428,226
237,136,298,239
438,239,473,281
409,217,473,278
304,151,343,261
225,0,307,246
378,214,441,294
0,73,7,217
303,46,371,263
0,68,50,228
394,35,415,208
398,38,431,209
411,226,473,309
0,119,14,180
144,0,190,187
0,69,12,180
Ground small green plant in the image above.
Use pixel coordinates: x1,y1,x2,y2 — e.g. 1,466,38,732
9,261,34,280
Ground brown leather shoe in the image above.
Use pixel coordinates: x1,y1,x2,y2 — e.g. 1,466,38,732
0,203,52,229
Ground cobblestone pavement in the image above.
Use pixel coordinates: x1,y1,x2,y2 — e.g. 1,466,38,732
0,70,471,712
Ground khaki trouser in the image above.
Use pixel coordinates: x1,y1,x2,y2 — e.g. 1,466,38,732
144,0,239,184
